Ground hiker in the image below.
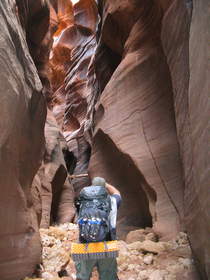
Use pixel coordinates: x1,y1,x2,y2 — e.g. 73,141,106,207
74,176,122,280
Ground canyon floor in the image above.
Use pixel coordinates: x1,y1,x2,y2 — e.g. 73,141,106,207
23,223,200,280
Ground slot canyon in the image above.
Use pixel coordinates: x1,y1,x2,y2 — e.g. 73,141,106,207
0,0,209,280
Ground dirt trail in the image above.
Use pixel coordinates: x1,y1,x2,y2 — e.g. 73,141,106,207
24,223,199,280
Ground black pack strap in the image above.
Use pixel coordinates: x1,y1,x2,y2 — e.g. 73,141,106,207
78,218,105,225
85,243,89,252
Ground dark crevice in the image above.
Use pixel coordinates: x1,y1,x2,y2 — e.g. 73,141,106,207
62,148,77,175
71,137,92,194
50,165,67,224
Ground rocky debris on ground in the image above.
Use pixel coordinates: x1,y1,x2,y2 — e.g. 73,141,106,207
126,228,158,244
23,224,199,280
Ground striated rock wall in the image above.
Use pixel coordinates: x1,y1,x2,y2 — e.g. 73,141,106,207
0,0,46,279
49,0,98,192
16,0,58,99
48,0,209,278
161,0,210,278
89,0,184,239
49,1,185,239
186,1,210,277
0,1,76,279
33,110,75,229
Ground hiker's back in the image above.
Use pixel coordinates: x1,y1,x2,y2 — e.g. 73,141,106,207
74,177,121,280
77,185,111,243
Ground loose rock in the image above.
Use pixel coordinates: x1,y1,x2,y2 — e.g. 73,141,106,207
37,224,198,280
143,254,153,265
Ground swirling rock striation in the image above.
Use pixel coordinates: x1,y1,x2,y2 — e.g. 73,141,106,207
49,0,98,192
0,0,46,279
0,1,76,279
33,110,75,229
48,0,209,278
161,0,210,278
88,0,184,240
16,0,58,99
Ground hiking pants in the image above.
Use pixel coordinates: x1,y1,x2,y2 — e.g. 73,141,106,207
75,258,118,280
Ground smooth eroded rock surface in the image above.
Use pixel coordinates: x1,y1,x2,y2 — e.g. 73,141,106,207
161,0,210,278
89,0,184,239
34,110,75,228
49,0,98,192
48,0,209,278
0,0,46,279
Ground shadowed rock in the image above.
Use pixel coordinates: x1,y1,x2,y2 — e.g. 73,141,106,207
34,111,75,228
0,1,46,279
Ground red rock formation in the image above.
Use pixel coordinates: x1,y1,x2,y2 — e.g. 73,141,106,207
48,0,209,278
88,0,184,240
34,110,75,228
0,1,46,279
16,0,76,229
49,0,98,134
16,0,58,99
161,0,210,278
0,1,76,279
48,0,98,192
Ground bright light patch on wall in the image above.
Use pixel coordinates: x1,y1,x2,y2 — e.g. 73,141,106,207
71,0,80,4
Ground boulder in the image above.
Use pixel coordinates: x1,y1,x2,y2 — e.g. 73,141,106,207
126,229,146,243
128,240,166,254
143,255,153,265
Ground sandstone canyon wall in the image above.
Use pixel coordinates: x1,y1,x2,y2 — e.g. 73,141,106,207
0,1,46,279
0,1,76,279
186,1,210,277
0,0,209,279
48,0,209,279
34,110,75,229
161,0,210,278
49,0,185,240
49,0,99,192
89,0,185,241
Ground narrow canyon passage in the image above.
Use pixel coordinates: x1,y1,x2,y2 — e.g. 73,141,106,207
0,0,209,280
47,0,158,237
47,0,184,240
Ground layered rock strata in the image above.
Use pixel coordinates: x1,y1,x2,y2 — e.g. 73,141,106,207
89,0,184,239
0,1,76,279
16,0,58,99
49,0,185,239
161,0,210,278
33,111,75,229
0,1,46,279
48,0,209,278
48,0,99,192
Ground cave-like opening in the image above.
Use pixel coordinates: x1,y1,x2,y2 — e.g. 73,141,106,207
90,129,157,238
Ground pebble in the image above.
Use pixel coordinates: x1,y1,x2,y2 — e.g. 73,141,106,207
38,224,196,280
143,254,153,265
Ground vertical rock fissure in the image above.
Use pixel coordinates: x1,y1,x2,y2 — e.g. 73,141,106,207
141,111,182,222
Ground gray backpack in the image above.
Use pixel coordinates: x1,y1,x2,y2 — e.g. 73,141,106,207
76,186,111,243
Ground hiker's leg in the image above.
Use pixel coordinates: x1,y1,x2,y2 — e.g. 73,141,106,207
75,259,96,280
97,258,118,280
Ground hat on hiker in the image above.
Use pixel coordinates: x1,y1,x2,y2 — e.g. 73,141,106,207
92,177,106,187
